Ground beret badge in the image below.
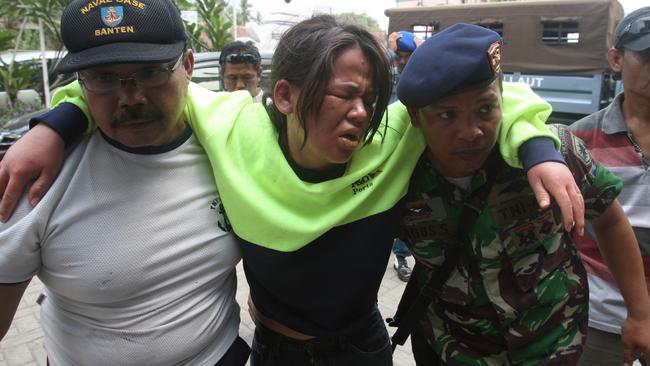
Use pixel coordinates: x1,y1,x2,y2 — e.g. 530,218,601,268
487,41,502,74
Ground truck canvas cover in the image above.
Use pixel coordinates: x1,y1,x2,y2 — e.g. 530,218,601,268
386,0,624,74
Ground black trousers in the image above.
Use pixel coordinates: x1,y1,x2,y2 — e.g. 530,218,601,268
250,308,392,366
216,336,251,366
410,325,439,366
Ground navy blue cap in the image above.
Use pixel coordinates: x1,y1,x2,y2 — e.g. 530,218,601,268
397,31,417,52
397,23,502,108
58,0,187,73
614,6,650,51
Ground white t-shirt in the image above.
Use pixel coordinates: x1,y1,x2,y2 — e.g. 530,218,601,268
0,127,241,365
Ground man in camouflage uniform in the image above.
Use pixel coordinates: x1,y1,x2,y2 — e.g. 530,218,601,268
395,23,650,365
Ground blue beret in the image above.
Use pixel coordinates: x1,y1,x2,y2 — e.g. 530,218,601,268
397,31,417,52
397,23,502,108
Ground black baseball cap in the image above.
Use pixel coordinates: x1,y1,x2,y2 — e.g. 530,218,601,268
58,0,187,73
613,6,650,51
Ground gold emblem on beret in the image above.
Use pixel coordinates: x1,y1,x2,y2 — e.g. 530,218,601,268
487,41,502,75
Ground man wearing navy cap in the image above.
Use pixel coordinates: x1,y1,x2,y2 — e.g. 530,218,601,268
571,7,650,366
394,23,650,365
0,1,248,365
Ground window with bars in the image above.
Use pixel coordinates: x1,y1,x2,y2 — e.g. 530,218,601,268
475,21,503,37
411,22,439,39
542,19,580,44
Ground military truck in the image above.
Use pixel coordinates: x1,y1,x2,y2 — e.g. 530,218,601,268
385,0,624,124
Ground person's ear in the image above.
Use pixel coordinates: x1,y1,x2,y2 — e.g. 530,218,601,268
183,49,194,80
407,107,421,128
607,47,623,74
274,79,296,114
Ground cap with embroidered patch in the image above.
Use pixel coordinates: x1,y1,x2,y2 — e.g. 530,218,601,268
58,0,187,73
613,6,650,51
397,23,502,108
397,31,418,53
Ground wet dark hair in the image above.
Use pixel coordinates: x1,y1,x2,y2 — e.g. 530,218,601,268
265,15,392,146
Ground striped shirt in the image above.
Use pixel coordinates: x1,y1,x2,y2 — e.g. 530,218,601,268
570,92,650,333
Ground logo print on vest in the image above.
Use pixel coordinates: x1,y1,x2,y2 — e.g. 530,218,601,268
101,6,123,27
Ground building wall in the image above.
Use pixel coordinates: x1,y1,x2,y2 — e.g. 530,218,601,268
394,0,487,6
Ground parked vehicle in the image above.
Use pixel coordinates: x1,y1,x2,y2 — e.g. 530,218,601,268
0,50,73,107
0,109,39,160
385,0,624,124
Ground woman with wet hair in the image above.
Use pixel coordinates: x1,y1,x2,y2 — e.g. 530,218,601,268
186,16,579,365
0,15,584,366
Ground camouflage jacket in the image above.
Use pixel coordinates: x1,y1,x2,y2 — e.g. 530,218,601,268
400,125,622,365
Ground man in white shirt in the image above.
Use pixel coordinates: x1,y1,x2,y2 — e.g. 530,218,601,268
0,1,247,365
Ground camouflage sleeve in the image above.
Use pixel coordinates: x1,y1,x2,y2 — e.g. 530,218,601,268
548,124,623,220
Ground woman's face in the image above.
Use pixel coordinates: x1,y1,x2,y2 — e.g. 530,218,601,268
287,46,376,171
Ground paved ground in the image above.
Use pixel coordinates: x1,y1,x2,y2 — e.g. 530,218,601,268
0,254,416,366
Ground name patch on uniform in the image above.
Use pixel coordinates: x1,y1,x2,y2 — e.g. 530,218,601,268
498,209,559,251
490,194,539,227
401,219,457,243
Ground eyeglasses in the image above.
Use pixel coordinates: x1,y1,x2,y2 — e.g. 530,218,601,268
77,54,184,93
224,53,258,65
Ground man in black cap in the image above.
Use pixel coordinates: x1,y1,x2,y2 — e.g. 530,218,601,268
393,23,650,365
219,41,264,102
0,1,248,365
570,7,650,366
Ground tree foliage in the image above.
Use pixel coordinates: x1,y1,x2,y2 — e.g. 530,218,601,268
0,0,235,110
333,12,381,33
0,0,67,109
253,11,263,25
0,0,66,50
175,0,233,52
237,0,253,25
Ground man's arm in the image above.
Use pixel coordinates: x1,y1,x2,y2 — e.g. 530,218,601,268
501,82,584,234
0,80,584,232
526,160,584,234
0,281,30,340
590,201,650,366
0,81,91,222
387,31,401,53
0,124,64,221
